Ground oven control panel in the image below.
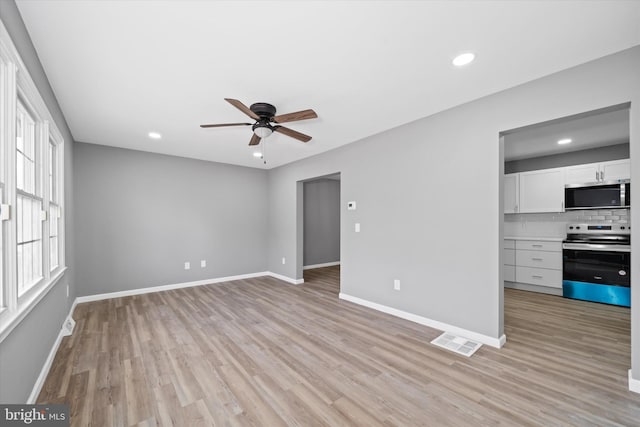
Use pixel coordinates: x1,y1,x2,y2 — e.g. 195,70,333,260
566,223,630,235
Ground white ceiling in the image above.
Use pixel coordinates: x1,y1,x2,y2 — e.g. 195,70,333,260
16,1,640,169
504,107,630,161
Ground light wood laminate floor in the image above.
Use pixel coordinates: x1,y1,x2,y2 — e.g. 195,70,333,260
38,266,640,426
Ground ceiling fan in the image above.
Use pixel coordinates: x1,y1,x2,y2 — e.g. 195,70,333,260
200,98,318,146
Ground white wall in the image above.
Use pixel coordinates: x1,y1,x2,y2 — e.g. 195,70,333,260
267,46,640,380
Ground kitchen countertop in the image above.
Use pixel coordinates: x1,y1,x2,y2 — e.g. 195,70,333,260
504,236,565,242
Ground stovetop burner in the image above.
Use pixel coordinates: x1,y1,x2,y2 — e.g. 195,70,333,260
564,223,630,245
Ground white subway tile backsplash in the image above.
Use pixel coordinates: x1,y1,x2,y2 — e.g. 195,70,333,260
504,208,631,238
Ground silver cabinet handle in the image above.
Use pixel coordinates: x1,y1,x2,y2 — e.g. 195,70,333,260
600,171,604,181
531,258,543,261
532,244,543,248
532,275,543,279
596,170,599,181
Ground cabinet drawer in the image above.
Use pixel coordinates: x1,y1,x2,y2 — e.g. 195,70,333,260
504,265,515,282
504,248,516,266
503,239,515,249
515,240,561,252
516,266,562,288
516,249,561,270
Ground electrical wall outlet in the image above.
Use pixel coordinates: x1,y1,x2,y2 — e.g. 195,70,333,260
282,257,286,265
394,279,401,291
184,262,190,270
201,260,206,268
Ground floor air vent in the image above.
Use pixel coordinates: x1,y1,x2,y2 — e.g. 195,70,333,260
431,332,482,357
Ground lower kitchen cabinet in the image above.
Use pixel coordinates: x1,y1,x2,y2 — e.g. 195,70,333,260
504,239,562,290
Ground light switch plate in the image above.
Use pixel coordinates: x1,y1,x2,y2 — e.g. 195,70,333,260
355,223,361,232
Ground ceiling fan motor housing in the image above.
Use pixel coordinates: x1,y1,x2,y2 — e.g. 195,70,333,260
250,102,277,119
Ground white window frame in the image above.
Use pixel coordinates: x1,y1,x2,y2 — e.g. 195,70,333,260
0,18,66,343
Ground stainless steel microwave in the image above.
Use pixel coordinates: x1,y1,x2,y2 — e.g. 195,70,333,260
564,180,630,210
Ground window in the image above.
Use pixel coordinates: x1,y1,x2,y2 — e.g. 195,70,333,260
49,140,60,271
16,100,43,296
0,18,66,341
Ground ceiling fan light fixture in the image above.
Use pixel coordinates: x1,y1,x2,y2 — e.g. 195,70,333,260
252,122,273,138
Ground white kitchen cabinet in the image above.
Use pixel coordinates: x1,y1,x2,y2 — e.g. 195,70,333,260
503,239,516,282
565,162,600,185
600,159,630,181
504,173,520,214
504,238,562,290
565,159,630,185
515,266,562,289
516,249,562,270
518,168,565,213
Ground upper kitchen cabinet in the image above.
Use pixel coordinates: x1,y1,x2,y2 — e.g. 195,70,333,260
518,168,565,213
600,159,630,181
564,162,600,185
504,173,520,214
565,159,630,185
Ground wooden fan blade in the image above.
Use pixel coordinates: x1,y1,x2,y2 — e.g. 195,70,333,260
273,109,317,124
249,134,262,146
200,122,251,128
225,98,260,120
274,126,312,142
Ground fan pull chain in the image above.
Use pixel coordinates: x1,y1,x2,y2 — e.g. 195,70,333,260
263,141,267,165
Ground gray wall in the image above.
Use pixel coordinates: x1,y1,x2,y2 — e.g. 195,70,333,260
266,45,640,376
0,1,75,403
303,179,340,266
505,143,630,173
74,143,268,296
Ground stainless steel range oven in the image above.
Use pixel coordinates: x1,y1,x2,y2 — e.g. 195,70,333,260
562,223,630,307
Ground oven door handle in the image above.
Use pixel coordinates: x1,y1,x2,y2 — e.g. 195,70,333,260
562,243,631,252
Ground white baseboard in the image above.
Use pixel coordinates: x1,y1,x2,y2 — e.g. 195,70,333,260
268,272,304,285
303,261,340,270
75,271,270,303
339,293,506,349
630,370,640,394
27,297,78,404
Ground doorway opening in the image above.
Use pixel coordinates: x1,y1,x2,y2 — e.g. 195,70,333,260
499,103,631,380
298,173,341,297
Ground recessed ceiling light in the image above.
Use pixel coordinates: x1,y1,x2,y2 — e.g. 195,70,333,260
557,138,572,145
253,152,262,158
148,132,162,139
452,52,475,67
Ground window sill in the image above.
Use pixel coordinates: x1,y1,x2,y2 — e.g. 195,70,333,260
0,266,68,344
